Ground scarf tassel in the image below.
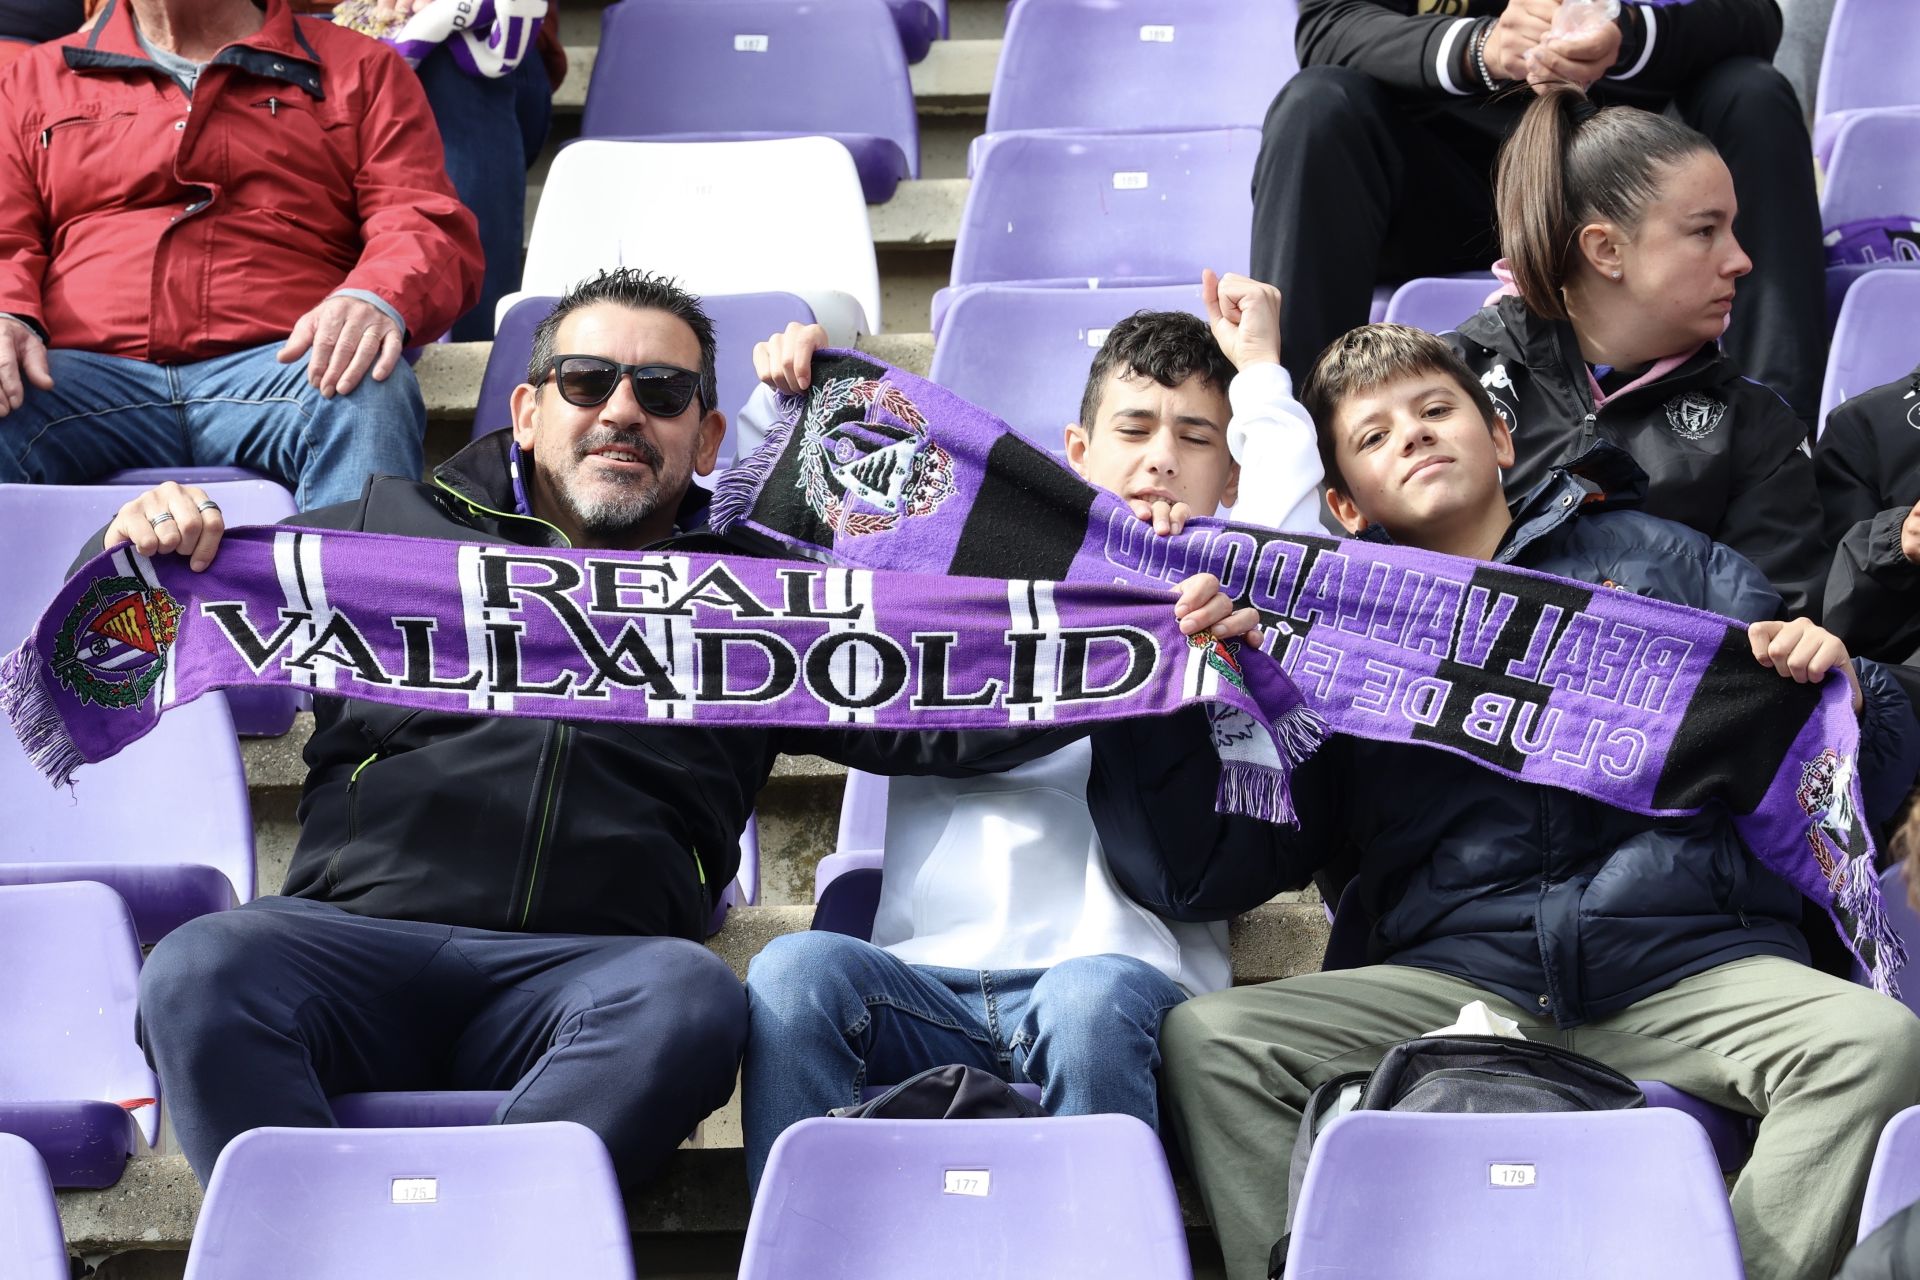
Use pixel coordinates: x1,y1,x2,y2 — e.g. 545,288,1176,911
0,645,82,790
1214,704,1328,827
711,390,804,535
1832,845,1907,999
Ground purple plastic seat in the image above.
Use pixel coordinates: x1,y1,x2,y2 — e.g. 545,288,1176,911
579,0,918,203
1818,111,1920,330
1319,879,1755,1172
811,858,884,939
5,477,299,736
183,1122,637,1280
1284,1110,1743,1278
1814,0,1920,163
949,128,1259,304
886,0,945,62
1820,270,1920,433
1861,1105,1920,1241
929,283,1211,447
0,883,158,1188
987,0,1296,134
741,1115,1192,1278
1382,275,1500,335
476,292,816,468
0,1134,68,1280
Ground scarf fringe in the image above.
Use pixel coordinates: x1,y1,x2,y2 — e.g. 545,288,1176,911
1833,847,1906,999
1214,704,1328,826
0,645,81,789
711,390,804,534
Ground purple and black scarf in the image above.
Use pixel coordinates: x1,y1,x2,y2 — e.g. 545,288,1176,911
1,527,1315,828
711,351,1903,993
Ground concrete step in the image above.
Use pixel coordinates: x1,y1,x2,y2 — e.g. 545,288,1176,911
550,39,1000,115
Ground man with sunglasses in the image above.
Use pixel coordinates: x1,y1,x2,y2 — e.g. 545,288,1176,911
93,267,1277,1198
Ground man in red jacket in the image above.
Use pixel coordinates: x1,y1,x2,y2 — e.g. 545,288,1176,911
0,0,483,508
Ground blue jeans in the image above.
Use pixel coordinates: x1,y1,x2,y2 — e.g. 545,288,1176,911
742,930,1188,1193
417,46,553,342
0,342,425,509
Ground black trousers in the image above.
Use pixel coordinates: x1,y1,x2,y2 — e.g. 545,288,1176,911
1251,58,1828,426
137,895,747,1191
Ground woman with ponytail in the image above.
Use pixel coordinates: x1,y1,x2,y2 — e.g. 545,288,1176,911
1444,84,1827,617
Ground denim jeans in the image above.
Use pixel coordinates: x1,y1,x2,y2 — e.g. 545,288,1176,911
0,342,425,509
742,929,1188,1193
416,46,554,343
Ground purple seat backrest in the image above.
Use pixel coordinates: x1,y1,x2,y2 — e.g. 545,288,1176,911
0,1134,67,1280
987,0,1298,133
886,0,945,61
929,283,1211,446
741,1115,1191,1279
1381,276,1498,336
1285,1110,1743,1279
1821,111,1920,231
953,128,1258,289
835,769,890,858
0,486,257,939
1819,270,1920,432
183,1123,637,1280
1815,0,1920,159
476,292,817,467
580,0,917,168
1862,1105,1920,1242
0,884,159,1146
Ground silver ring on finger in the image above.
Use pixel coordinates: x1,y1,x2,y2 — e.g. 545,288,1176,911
149,512,176,528
196,500,221,513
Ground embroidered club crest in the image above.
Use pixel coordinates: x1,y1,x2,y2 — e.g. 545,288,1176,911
1795,748,1868,885
1664,391,1726,440
1188,631,1247,691
1479,364,1521,435
796,376,957,537
51,577,181,710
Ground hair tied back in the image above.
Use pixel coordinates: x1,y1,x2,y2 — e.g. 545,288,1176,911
1568,96,1601,126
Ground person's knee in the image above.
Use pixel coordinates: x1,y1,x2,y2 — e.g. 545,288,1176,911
745,930,877,1023
1686,57,1804,130
643,939,747,1068
1263,65,1394,138
1793,989,1920,1109
138,911,269,1039
335,361,425,425
1030,955,1174,1043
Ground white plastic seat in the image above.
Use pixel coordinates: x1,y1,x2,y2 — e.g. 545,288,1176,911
516,137,882,343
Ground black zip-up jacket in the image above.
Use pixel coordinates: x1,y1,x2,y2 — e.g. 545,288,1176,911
272,432,1095,940
1296,0,1781,105
1449,298,1826,618
1093,451,1920,1028
1816,364,1920,707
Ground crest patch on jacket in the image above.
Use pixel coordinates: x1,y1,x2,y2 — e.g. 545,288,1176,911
1664,391,1726,440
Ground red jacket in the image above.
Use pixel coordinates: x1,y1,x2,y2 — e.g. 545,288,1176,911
0,0,482,361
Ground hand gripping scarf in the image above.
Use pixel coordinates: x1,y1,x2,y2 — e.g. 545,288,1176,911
1,527,1314,829
710,350,1903,994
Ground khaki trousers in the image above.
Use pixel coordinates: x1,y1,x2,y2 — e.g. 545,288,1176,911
1161,957,1920,1280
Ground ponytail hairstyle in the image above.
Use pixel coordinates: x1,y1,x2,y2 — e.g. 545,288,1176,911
1494,84,1715,321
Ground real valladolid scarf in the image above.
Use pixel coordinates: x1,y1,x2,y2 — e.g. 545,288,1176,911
711,351,1902,993
0,527,1314,829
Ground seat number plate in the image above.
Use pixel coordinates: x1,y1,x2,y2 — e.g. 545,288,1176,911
1489,1163,1536,1188
734,34,770,52
943,1170,991,1196
392,1178,439,1204
1112,171,1149,190
1139,25,1175,41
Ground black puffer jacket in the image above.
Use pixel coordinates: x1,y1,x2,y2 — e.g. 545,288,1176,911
1448,297,1827,619
1096,454,1920,1028
1816,363,1920,707
277,432,1076,940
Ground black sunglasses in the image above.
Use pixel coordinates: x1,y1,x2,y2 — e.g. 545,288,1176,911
544,356,706,417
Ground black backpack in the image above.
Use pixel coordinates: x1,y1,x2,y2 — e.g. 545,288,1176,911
828,1063,1050,1121
1269,1035,1646,1278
